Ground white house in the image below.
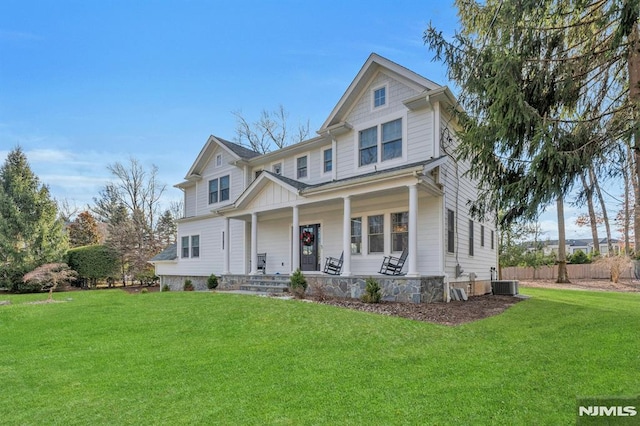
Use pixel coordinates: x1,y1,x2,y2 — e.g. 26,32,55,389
150,53,498,302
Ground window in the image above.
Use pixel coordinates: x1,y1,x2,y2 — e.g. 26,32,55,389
351,217,362,254
181,236,189,258
491,230,495,250
272,163,282,175
297,156,308,179
382,119,402,161
219,175,229,202
359,127,377,166
481,225,485,247
215,154,222,167
323,148,332,173
391,212,408,252
191,235,200,258
374,86,386,108
447,209,455,253
368,214,384,253
469,220,474,256
209,175,230,204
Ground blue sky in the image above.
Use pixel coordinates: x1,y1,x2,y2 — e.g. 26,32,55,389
0,1,622,240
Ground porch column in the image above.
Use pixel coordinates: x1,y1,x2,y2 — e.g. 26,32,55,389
407,184,419,276
250,212,258,275
342,196,352,276
292,206,300,272
223,217,230,274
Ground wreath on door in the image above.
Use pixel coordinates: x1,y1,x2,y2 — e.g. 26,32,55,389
301,230,315,246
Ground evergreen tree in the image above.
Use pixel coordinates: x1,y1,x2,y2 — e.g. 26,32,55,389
105,204,136,285
0,147,68,288
425,0,638,280
68,210,101,247
156,209,177,247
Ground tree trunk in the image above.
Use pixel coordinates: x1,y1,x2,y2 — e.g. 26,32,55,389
589,166,613,255
630,22,640,256
580,171,600,254
556,196,570,283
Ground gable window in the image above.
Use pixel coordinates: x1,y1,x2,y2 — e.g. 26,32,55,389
382,119,402,161
297,156,308,179
215,154,222,167
373,86,386,108
447,209,455,253
323,148,332,173
368,214,384,253
181,236,189,258
272,163,282,175
391,212,408,252
191,235,200,258
209,175,230,204
351,217,362,254
469,220,474,256
359,127,378,166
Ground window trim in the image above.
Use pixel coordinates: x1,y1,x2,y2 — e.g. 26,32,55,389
469,220,474,256
391,211,408,253
191,235,200,258
208,174,231,205
215,154,223,167
181,236,189,258
323,147,333,174
296,154,309,180
351,217,362,255
367,214,385,254
354,113,406,170
372,84,388,110
480,225,485,247
447,209,455,254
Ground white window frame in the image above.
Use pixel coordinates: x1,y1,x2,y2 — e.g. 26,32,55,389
208,175,231,205
296,153,309,180
372,84,388,110
272,162,282,175
322,147,333,175
354,113,406,171
215,154,223,167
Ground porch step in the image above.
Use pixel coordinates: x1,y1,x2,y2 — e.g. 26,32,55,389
239,275,290,293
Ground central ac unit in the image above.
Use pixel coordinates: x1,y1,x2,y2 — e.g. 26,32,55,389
491,280,519,296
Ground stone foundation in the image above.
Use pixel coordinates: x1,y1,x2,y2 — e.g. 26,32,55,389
160,274,446,303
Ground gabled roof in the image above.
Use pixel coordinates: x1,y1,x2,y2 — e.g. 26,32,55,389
180,135,260,184
320,53,442,131
149,243,177,262
219,170,305,212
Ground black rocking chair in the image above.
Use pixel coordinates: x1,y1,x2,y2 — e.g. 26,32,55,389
323,252,343,275
257,253,267,274
379,249,408,275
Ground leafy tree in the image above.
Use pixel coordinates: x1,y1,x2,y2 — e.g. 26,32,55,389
22,263,77,299
68,210,101,247
0,147,68,289
424,0,639,282
233,105,310,153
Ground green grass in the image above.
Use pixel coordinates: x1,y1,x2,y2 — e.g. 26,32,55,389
1,288,638,425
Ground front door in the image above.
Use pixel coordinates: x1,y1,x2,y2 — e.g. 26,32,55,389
300,224,320,271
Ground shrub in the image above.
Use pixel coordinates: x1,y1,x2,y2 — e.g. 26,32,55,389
183,279,194,291
162,284,170,292
66,245,119,288
207,274,219,290
361,277,382,303
22,263,78,296
595,255,633,283
140,288,149,294
568,250,590,264
290,269,307,298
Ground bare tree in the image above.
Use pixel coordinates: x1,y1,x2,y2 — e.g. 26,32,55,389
57,198,79,223
233,105,310,154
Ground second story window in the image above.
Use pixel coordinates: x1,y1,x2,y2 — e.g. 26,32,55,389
272,163,282,175
297,156,308,179
323,148,332,173
209,175,230,204
382,119,402,161
359,127,378,166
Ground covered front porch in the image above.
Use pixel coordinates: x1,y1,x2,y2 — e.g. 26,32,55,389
215,159,446,278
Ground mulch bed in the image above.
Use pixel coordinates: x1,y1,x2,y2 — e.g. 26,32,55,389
309,294,524,326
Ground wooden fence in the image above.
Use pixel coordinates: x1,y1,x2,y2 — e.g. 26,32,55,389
501,264,635,280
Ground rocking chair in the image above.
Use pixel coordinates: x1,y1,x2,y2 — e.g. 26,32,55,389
323,252,343,275
379,249,408,275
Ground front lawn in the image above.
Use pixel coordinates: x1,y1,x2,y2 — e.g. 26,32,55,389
0,288,638,424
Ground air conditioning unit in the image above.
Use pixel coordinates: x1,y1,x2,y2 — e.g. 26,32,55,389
491,280,519,296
